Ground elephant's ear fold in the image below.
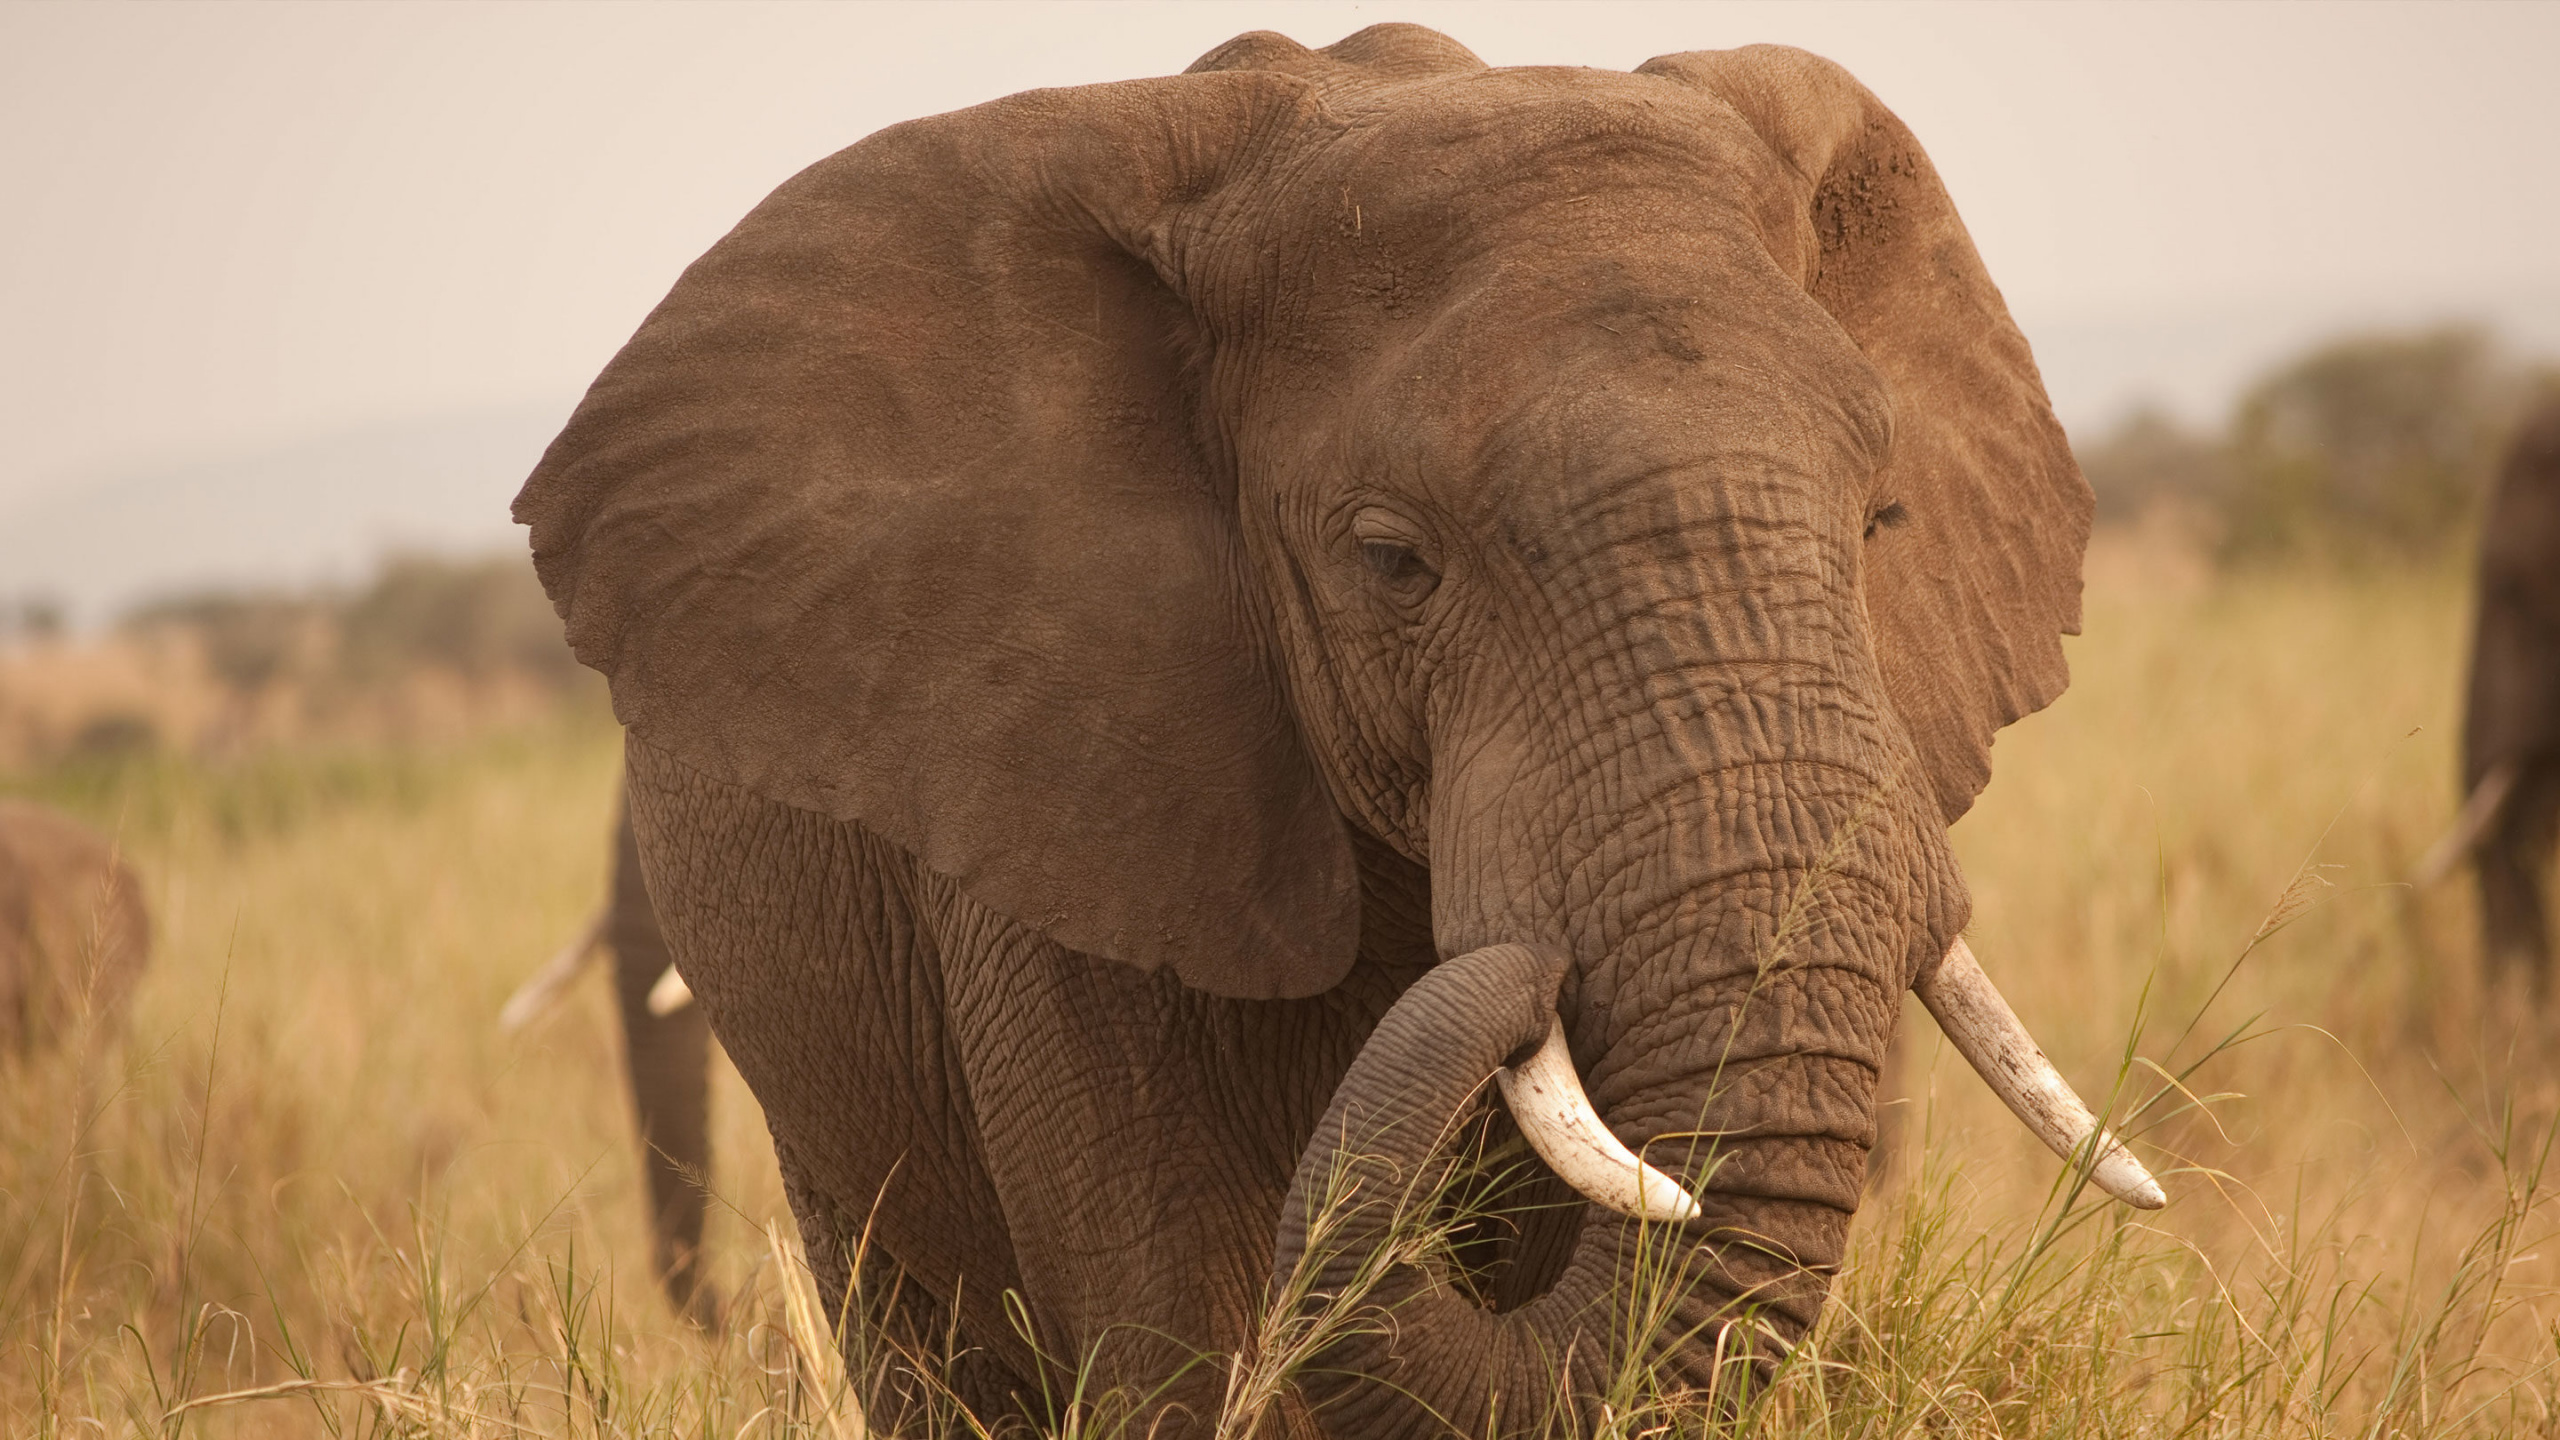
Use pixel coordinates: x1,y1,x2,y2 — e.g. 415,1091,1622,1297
514,73,1359,1000
1641,46,2094,824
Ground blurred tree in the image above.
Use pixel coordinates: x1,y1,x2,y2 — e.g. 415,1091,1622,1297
335,553,582,689
2218,326,2522,564
14,554,588,769
119,553,581,708
16,597,65,643
2075,405,2230,527
67,711,159,761
124,591,324,696
0,595,68,648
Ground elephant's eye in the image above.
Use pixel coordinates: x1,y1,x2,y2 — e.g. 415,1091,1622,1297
1864,501,1909,540
1362,540,1425,583
1351,506,1439,605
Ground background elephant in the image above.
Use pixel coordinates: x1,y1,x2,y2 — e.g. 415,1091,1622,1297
503,774,717,1323
0,799,149,1058
515,26,2152,1435
2442,396,2560,993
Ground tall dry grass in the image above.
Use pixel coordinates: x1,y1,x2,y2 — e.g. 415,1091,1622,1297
4,527,2555,1436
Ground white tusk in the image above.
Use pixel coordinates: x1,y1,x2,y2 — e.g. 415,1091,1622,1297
2413,761,2521,886
646,963,696,1017
1498,1018,1702,1223
499,909,608,1032
1917,937,2166,1210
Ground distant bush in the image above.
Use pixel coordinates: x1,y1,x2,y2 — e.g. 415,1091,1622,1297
65,710,159,762
0,551,600,769
335,553,583,689
0,596,67,646
2221,327,2531,562
2077,404,2231,528
124,552,580,702
123,590,327,694
2075,324,2560,566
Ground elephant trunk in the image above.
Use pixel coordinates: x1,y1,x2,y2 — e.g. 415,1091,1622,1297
1268,896,2162,1431
1270,925,1879,1436
1258,541,1947,1429
1270,944,1597,1437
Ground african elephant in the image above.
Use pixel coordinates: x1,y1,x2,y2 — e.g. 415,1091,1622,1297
514,26,2162,1435
0,799,149,1057
502,776,717,1323
2439,396,2560,995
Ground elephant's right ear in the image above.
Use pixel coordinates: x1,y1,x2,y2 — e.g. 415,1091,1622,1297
515,74,1361,1001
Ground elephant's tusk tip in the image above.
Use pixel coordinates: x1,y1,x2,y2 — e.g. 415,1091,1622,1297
647,964,696,1017
1920,936,2169,1213
2105,1157,2168,1211
1651,1181,1705,1225
499,909,609,1032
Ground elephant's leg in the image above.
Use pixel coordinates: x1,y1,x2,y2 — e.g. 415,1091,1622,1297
922,878,1388,1436
622,742,1040,1407
924,905,1259,1432
605,792,719,1324
774,1135,1032,1431
2478,758,2560,999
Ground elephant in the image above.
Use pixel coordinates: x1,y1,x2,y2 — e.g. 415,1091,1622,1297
501,776,717,1324
513,25,2164,1435
0,798,149,1058
2432,395,2560,996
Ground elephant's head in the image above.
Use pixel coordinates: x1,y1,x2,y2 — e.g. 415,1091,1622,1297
516,25,2154,1429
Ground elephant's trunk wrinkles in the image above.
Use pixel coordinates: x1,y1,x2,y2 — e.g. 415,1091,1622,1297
1270,944,1595,1438
1501,937,2163,1220
1271,941,1847,1437
1270,913,2164,1431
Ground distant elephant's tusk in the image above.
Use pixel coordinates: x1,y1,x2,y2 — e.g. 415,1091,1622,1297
1917,937,2167,1210
2413,761,2522,886
499,909,608,1032
1497,1018,1702,1224
647,964,696,1017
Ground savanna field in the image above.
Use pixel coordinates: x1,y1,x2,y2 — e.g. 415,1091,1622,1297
4,528,2555,1436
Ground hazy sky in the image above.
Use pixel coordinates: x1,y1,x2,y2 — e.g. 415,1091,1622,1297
5,0,2558,516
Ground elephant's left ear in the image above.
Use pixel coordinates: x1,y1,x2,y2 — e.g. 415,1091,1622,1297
514,72,1360,999
1641,46,2093,824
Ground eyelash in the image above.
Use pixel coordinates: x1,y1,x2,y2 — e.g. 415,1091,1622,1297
1864,501,1908,539
1362,540,1425,582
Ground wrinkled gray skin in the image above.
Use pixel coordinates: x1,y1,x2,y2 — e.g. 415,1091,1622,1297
2462,397,2560,994
516,27,2091,1436
0,799,149,1058
598,779,718,1324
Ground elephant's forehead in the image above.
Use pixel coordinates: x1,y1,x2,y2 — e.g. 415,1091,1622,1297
1211,65,1888,515
1259,66,1801,260
1216,67,1843,412
1281,246,1890,523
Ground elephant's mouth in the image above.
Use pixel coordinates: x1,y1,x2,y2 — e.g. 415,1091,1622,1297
1496,936,2166,1224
